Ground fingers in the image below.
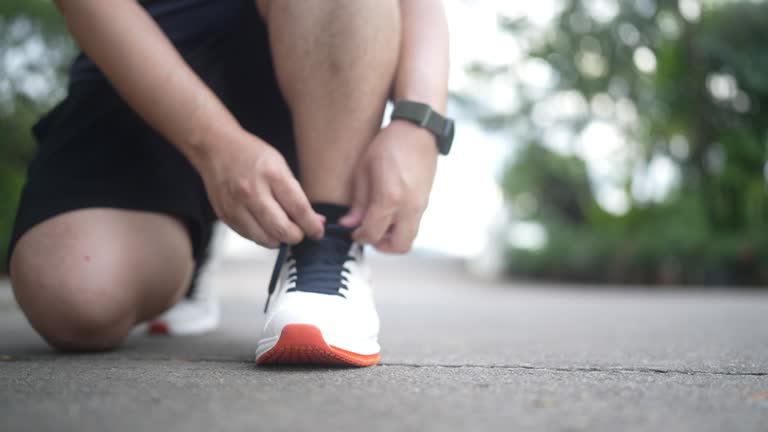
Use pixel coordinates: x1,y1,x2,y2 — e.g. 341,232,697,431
207,138,326,246
224,193,310,247
349,167,397,243
353,202,397,245
271,174,325,239
374,210,421,254
225,169,304,245
227,208,280,248
249,187,306,245
340,171,368,228
349,169,401,244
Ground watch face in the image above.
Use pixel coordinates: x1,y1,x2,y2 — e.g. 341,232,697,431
439,119,455,155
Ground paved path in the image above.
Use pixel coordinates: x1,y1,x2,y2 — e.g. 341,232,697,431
1,254,768,431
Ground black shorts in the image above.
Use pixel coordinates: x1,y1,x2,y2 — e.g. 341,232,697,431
8,2,296,268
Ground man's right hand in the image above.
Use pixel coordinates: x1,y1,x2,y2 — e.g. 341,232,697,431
197,127,325,248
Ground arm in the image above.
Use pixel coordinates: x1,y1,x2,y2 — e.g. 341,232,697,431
392,0,449,112
56,0,234,168
341,0,450,253
54,0,324,244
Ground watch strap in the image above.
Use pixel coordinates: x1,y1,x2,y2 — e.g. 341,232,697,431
391,100,453,155
392,100,448,134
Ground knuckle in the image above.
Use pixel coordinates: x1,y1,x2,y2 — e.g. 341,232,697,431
289,200,310,219
386,190,402,204
233,178,252,199
382,186,404,205
261,163,284,183
406,197,426,214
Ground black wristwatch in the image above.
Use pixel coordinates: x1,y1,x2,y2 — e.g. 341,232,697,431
390,100,455,156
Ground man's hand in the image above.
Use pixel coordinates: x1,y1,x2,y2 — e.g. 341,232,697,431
198,127,325,248
337,0,448,253
339,119,438,253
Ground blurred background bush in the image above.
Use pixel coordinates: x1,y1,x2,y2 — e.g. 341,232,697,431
0,0,72,273
463,0,768,286
1,0,766,286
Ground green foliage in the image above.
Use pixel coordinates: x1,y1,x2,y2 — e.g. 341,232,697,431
0,0,72,273
482,0,768,285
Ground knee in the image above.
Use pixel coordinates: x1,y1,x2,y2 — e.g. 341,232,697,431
11,257,136,352
38,306,132,353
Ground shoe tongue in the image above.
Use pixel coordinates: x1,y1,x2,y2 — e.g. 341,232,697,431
292,223,353,258
286,223,355,297
323,223,354,241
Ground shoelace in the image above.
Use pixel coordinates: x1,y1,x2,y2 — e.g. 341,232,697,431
264,224,356,312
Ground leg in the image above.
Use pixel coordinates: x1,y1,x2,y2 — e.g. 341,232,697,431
256,0,401,205
10,209,194,351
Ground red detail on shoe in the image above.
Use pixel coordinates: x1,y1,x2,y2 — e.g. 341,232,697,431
148,321,170,335
256,324,379,367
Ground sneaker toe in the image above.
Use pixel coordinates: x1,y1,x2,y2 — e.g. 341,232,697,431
261,292,379,355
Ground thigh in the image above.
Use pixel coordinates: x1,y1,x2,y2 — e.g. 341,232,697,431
10,208,194,328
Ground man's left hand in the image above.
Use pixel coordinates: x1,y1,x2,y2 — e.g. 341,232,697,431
339,119,438,253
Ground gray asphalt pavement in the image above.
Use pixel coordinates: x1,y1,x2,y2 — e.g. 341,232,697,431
2,254,768,431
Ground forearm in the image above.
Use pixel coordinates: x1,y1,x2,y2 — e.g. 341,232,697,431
394,0,449,112
55,0,240,170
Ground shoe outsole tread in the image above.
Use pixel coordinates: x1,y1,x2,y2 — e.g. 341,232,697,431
256,324,379,367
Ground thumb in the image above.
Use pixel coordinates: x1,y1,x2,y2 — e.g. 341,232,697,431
339,171,368,228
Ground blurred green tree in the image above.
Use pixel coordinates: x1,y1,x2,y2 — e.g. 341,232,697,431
0,0,72,273
474,0,768,285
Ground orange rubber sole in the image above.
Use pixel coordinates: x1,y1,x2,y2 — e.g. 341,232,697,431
256,324,380,367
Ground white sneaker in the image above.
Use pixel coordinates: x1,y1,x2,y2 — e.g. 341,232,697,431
146,223,224,336
255,225,380,367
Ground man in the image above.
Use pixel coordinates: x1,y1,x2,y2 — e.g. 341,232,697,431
8,0,453,367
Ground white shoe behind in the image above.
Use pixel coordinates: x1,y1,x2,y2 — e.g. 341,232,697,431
146,223,224,336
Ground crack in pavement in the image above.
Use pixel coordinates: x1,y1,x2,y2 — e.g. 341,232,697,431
379,362,768,377
1,355,765,377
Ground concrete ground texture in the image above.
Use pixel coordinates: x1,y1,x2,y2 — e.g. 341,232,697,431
1,253,767,432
